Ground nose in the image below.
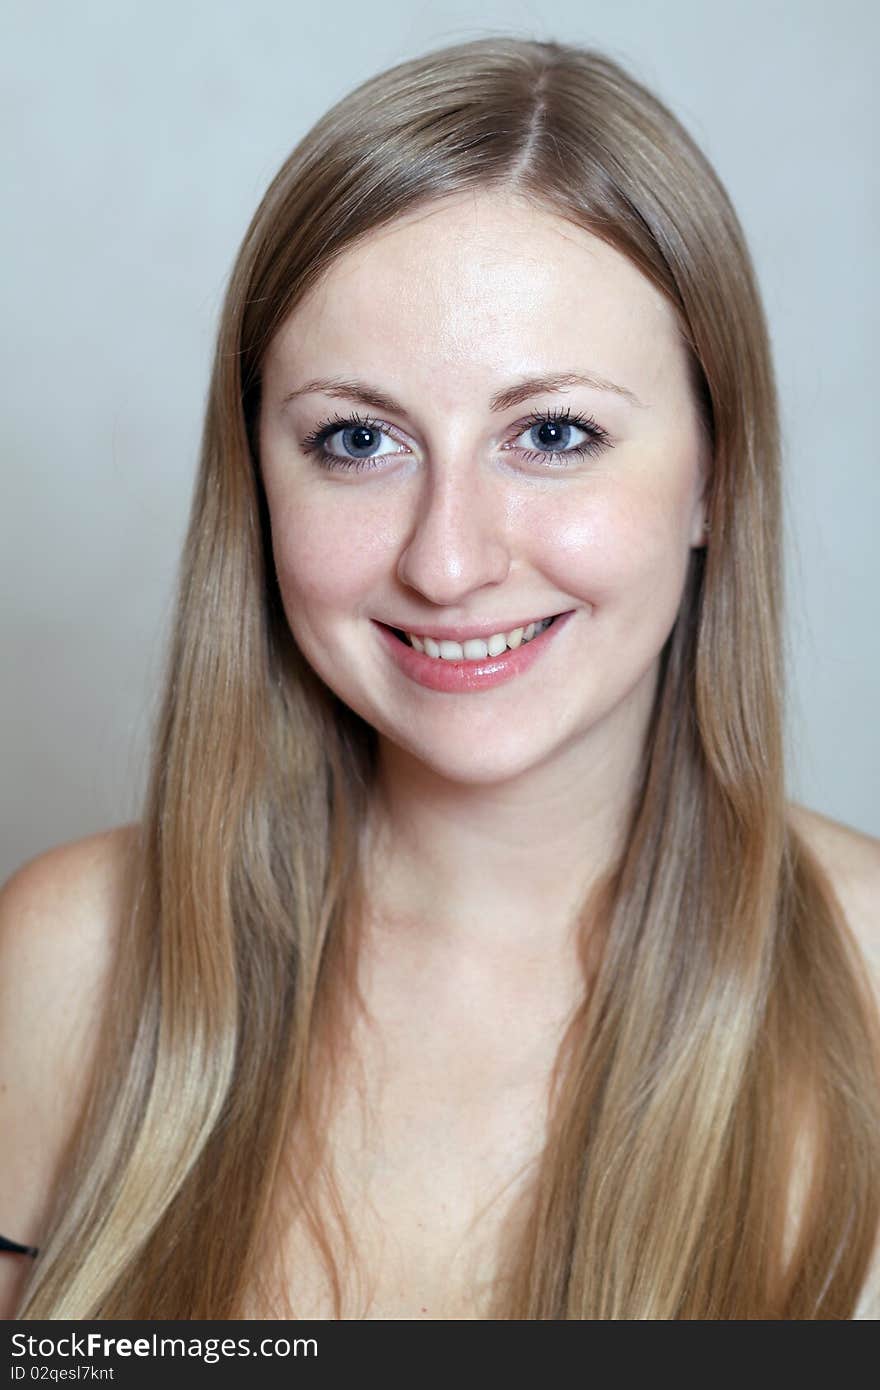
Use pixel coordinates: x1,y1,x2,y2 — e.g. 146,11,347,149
395,456,512,605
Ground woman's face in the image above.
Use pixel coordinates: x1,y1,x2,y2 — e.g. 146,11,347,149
258,190,708,786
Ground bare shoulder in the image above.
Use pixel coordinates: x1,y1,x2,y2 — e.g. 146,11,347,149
0,826,137,1310
788,801,880,973
0,827,137,1028
1,820,136,926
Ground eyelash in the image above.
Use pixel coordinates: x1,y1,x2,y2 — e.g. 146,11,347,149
299,406,612,473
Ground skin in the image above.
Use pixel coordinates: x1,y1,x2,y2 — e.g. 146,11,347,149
258,188,708,1022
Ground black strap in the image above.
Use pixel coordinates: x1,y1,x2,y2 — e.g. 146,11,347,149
0,1234,39,1258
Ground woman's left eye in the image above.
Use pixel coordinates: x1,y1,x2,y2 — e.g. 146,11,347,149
510,409,611,464
300,407,612,473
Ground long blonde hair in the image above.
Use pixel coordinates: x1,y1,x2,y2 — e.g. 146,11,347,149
20,35,880,1319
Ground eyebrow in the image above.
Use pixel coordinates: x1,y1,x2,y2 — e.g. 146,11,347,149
280,370,645,414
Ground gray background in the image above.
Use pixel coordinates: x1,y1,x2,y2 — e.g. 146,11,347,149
2,0,877,881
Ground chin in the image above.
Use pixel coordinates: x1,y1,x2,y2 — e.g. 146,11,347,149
376,723,563,787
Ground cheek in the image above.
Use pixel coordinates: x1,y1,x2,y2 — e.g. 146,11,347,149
539,481,693,615
268,492,390,610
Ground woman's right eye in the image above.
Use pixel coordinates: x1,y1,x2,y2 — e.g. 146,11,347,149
301,413,407,471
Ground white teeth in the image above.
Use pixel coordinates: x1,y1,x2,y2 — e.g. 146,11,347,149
407,616,554,661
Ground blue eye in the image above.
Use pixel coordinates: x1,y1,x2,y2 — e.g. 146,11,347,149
511,409,610,464
300,405,612,473
301,412,404,472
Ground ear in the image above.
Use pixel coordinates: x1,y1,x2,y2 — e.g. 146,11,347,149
688,436,712,549
690,506,710,548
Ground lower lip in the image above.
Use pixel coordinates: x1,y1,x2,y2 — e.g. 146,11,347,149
373,612,575,693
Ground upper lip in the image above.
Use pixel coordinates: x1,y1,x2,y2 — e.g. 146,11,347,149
377,612,568,641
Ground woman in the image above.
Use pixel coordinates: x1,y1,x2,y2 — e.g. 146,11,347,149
2,36,879,1320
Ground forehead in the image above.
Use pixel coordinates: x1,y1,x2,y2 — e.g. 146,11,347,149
266,190,688,405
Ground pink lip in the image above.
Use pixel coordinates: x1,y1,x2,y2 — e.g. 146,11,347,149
373,611,574,693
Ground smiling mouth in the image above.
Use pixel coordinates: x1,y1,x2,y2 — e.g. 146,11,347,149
385,613,563,659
